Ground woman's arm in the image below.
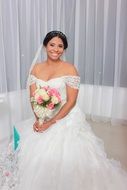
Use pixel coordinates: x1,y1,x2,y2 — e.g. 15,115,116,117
29,64,39,121
49,85,79,124
29,83,38,121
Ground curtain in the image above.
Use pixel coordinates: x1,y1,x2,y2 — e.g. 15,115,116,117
0,0,127,146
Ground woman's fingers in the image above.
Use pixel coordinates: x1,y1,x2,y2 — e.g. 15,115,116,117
33,122,44,132
33,121,49,133
33,121,39,132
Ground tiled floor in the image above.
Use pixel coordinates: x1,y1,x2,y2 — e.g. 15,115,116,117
88,119,127,171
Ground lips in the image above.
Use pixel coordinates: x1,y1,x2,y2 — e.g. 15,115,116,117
51,53,60,57
52,54,58,56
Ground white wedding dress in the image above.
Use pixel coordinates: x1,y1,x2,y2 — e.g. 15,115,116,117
1,74,127,190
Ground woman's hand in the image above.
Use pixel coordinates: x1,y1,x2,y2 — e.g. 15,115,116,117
33,120,39,132
33,120,52,133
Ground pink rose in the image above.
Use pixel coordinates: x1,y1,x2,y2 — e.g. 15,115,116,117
47,103,54,110
37,96,43,104
56,94,61,102
48,88,60,97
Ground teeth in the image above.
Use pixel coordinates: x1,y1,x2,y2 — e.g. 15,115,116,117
52,54,58,56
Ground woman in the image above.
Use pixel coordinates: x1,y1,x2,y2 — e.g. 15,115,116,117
5,31,127,189
30,31,79,133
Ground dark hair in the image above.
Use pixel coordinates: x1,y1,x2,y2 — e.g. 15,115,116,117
43,31,68,49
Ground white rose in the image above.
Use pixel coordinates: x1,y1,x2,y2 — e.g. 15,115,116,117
42,93,50,101
35,89,50,101
51,96,59,104
38,89,46,96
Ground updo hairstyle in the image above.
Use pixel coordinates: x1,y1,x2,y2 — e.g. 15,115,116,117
43,31,68,49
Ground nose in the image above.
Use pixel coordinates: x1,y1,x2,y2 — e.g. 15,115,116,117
54,46,59,52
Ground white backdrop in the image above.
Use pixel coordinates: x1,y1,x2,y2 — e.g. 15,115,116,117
0,0,127,144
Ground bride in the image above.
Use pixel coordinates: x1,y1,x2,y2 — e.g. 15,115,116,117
2,31,127,190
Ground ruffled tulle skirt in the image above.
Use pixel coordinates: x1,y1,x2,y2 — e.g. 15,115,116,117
13,105,127,190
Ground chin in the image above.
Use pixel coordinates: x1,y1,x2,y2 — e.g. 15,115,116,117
50,56,61,61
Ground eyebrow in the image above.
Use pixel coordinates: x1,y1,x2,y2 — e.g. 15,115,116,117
49,42,64,46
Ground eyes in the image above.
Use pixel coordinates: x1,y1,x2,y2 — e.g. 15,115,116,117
49,43,64,49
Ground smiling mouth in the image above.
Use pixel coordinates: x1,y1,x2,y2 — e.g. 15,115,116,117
51,53,59,56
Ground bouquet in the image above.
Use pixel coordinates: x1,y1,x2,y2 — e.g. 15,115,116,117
31,86,61,124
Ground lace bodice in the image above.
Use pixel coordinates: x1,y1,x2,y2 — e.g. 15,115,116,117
28,74,80,102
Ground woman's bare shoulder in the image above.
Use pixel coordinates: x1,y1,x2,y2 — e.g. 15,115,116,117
62,62,79,76
30,62,45,75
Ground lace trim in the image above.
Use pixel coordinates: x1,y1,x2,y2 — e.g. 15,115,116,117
28,74,80,89
0,144,20,189
65,76,80,89
28,75,37,86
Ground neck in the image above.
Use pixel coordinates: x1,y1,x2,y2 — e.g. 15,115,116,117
46,58,61,66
